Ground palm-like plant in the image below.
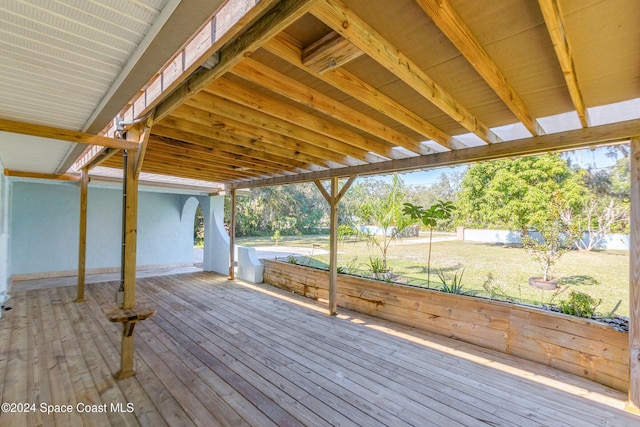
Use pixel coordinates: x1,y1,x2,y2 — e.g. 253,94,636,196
403,200,455,286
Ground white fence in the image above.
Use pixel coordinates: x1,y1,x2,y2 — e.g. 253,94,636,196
458,227,629,251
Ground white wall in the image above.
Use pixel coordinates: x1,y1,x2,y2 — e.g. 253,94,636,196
10,181,197,276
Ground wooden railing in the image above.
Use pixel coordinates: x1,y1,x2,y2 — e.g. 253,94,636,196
263,259,629,392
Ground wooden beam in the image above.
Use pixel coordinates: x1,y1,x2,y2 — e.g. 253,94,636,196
265,33,458,151
3,169,80,182
210,74,406,159
629,136,640,411
230,59,422,155
149,136,294,175
152,118,337,169
228,188,237,280
154,0,320,122
134,110,156,178
229,118,640,189
182,92,380,163
158,112,350,168
302,30,364,73
83,147,120,171
311,0,501,145
0,118,139,150
415,0,544,136
538,0,590,127
75,169,89,303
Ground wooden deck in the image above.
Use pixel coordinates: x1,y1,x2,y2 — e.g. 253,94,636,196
1,272,639,426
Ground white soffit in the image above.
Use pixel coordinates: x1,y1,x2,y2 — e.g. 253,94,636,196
0,0,176,173
0,131,73,173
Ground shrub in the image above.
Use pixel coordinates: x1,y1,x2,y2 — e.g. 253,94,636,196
559,291,601,318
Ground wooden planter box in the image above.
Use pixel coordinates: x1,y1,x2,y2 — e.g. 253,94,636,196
263,259,629,392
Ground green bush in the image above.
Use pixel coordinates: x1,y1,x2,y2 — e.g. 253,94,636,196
559,291,601,318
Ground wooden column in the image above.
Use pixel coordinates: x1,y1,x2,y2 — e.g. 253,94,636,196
315,176,356,315
109,113,156,380
228,188,237,280
75,168,89,302
629,137,640,411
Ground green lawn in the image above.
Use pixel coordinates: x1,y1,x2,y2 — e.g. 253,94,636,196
236,234,629,316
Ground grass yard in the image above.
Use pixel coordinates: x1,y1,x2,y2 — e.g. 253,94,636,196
236,234,629,316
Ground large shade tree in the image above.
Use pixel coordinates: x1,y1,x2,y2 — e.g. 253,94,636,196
456,154,588,233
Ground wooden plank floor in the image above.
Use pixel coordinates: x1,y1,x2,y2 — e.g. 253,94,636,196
1,272,639,426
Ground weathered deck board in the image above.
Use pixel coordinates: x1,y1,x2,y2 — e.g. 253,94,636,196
1,271,639,427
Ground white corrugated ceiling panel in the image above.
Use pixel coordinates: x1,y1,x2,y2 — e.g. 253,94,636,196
0,0,174,174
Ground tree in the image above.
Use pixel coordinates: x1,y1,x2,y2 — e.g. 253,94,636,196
456,154,588,233
345,175,411,270
403,200,455,286
522,192,577,282
566,197,628,251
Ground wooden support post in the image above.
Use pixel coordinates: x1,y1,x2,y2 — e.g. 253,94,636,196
111,114,155,380
122,149,138,310
75,168,89,302
228,188,237,280
629,137,640,412
315,175,356,315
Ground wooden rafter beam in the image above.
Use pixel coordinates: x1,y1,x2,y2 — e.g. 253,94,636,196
230,58,422,156
149,136,300,175
0,118,139,150
538,0,590,128
154,120,330,170
154,0,320,123
415,0,544,136
264,33,459,151
182,91,380,163
228,118,640,189
152,120,334,170
311,0,501,145
3,169,80,182
142,153,271,180
146,142,287,177
302,30,364,73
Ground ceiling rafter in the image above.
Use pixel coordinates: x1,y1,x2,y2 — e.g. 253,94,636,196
153,116,338,170
264,33,458,151
149,137,295,176
414,0,544,136
230,58,422,155
538,0,590,127
310,0,502,145
153,118,343,170
181,91,382,163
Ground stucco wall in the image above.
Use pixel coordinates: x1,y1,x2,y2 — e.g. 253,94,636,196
10,181,196,276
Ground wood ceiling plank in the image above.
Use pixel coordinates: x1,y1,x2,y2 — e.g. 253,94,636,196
228,118,640,189
231,57,422,155
415,0,544,136
0,118,139,150
265,33,458,151
538,0,590,127
208,76,403,160
311,0,501,144
182,91,380,163
154,0,320,122
152,121,330,170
